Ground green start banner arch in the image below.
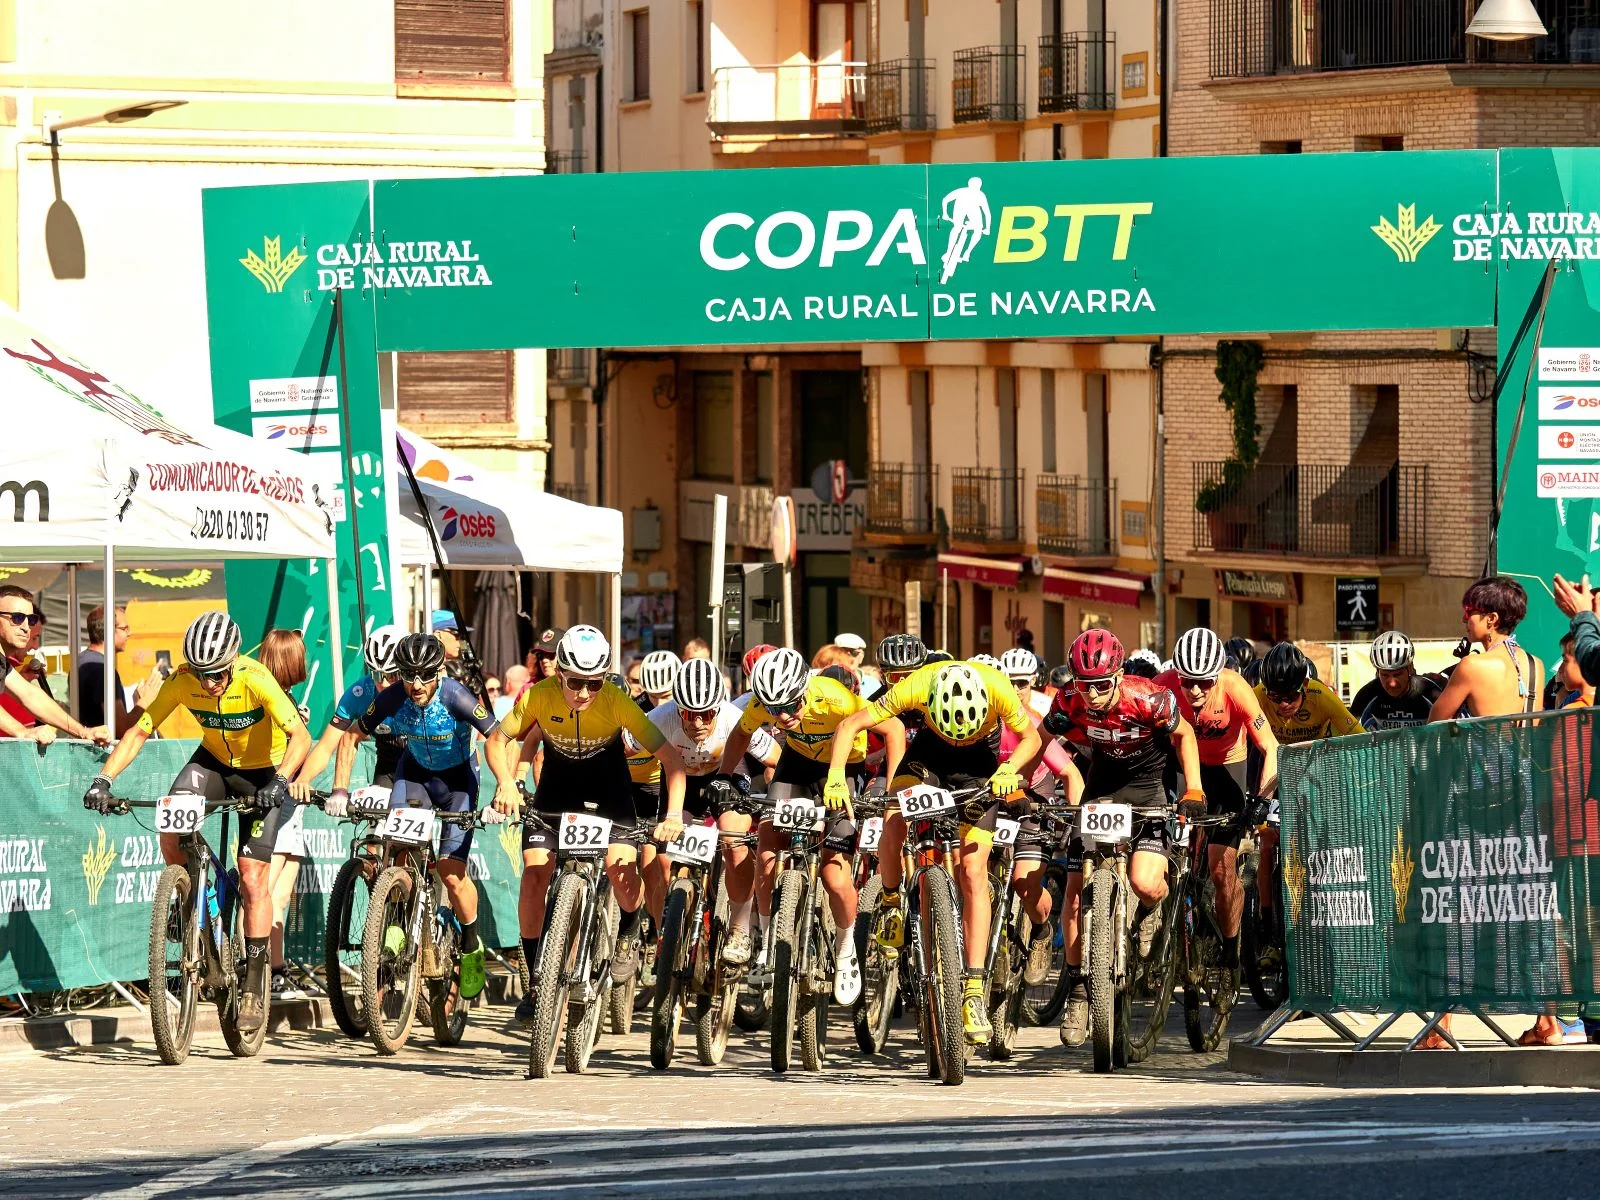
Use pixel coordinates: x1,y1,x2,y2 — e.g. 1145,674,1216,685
200,148,1594,711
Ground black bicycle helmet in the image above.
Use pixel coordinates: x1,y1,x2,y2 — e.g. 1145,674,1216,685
1223,636,1256,672
1048,664,1073,690
924,649,955,664
394,632,447,678
877,633,928,671
1259,641,1310,697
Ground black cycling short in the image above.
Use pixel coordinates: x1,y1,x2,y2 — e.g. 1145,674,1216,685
168,748,284,863
892,728,1000,790
523,739,647,853
393,754,479,862
765,748,860,854
1196,760,1249,850
1064,770,1170,873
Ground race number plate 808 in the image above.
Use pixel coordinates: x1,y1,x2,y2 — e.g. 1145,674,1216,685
559,812,613,852
898,785,956,818
381,808,437,845
1080,802,1133,843
155,794,205,835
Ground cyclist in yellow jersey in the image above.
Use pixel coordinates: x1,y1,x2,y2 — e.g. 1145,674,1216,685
83,612,311,1034
717,649,906,1005
829,658,1041,1043
484,626,689,1026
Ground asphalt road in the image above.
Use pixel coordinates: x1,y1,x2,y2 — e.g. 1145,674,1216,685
3,1005,1599,1199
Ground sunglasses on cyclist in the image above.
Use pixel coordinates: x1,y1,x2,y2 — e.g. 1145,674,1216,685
398,670,438,686
766,697,804,717
0,612,41,628
561,673,605,695
1266,689,1303,706
1180,675,1219,689
196,667,233,685
1076,677,1117,695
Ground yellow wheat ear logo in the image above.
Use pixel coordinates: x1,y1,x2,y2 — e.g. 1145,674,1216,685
82,825,117,905
1390,826,1415,924
1372,203,1441,263
498,820,521,870
240,236,307,293
1283,839,1307,926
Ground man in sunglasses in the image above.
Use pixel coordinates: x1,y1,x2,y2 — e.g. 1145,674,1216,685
85,611,311,1032
485,625,690,1028
1153,628,1279,980
0,586,106,742
1043,628,1205,1048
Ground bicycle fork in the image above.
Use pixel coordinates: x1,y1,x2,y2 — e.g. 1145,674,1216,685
566,873,605,1001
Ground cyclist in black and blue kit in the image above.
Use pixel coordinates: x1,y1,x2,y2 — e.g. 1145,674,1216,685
346,633,500,999
291,625,407,808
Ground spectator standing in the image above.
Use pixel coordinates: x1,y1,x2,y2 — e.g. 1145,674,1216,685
258,628,310,1000
0,586,104,743
833,632,867,673
527,627,563,680
496,664,531,721
77,605,160,735
682,637,712,661
622,654,646,703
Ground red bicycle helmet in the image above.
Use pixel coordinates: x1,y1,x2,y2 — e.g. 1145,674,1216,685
1069,628,1125,680
741,643,778,679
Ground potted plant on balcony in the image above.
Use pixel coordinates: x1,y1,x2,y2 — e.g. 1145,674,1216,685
1196,340,1265,553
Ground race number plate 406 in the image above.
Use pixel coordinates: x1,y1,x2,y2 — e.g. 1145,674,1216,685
898,785,956,818
859,816,884,853
381,807,437,846
1080,802,1133,844
559,812,613,853
669,823,717,865
155,794,206,835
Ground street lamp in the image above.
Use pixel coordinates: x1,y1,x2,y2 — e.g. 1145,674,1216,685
1466,0,1548,40
43,100,187,146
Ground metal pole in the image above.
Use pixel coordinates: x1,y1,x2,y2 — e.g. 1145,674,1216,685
422,564,433,631
782,564,795,651
709,493,728,663
610,572,622,665
941,567,949,651
326,558,344,700
905,579,921,639
1153,349,1167,654
67,563,80,723
103,543,114,738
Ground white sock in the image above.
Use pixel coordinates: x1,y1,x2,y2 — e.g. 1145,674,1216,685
836,926,856,961
730,896,753,934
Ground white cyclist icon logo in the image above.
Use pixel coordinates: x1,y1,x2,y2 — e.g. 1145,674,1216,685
939,176,991,285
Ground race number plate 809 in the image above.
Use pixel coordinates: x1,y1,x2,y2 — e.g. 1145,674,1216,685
381,808,437,845
559,812,613,853
770,799,822,831
156,794,206,834
1079,802,1133,843
898,785,956,818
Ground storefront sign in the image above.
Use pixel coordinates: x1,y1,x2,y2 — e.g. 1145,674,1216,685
938,553,1025,589
1215,569,1300,604
1043,567,1145,609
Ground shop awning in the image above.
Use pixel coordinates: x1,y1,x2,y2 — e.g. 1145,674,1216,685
1043,567,1148,609
935,553,1027,589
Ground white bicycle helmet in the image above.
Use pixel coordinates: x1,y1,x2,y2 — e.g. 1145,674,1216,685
639,649,681,696
555,624,611,675
927,663,991,743
968,653,1002,670
672,656,725,712
183,611,242,672
1370,630,1414,671
877,633,927,671
998,647,1039,682
1127,648,1163,671
751,647,809,710
1172,628,1227,680
363,623,404,676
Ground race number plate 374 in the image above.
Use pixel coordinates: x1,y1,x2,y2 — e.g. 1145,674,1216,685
1079,802,1133,843
559,811,613,853
381,808,437,846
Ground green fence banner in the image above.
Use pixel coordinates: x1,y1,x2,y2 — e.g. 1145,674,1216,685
0,740,520,996
1283,706,1600,1011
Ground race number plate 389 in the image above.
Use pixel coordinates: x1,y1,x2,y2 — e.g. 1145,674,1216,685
859,816,884,853
381,807,437,846
559,811,613,853
1079,802,1133,844
771,799,822,831
155,794,206,835
669,823,717,865
898,785,956,818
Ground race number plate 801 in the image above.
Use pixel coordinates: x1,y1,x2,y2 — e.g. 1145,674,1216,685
898,785,956,818
1079,802,1133,843
155,794,206,834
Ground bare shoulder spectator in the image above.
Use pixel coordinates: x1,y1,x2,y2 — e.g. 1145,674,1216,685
0,585,105,743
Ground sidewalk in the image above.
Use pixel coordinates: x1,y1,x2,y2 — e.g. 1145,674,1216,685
1229,1010,1600,1088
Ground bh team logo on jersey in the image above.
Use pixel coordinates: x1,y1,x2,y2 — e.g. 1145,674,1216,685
438,505,497,541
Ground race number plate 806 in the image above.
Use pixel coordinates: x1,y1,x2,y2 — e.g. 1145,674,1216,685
156,794,206,834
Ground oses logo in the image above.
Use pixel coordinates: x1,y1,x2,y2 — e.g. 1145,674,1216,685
438,505,496,541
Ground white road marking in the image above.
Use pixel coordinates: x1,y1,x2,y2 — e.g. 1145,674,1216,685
0,1093,70,1114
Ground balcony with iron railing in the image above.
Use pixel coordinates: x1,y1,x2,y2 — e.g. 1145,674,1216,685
545,150,587,174
1210,0,1600,79
950,466,1026,551
953,45,1026,123
708,62,867,138
547,348,592,388
1036,475,1116,561
1038,32,1115,112
863,462,939,543
866,58,937,134
1191,461,1428,561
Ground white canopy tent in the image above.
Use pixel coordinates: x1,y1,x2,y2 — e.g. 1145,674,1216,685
392,428,626,654
0,304,341,724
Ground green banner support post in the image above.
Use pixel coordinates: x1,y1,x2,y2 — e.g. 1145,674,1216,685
201,182,394,726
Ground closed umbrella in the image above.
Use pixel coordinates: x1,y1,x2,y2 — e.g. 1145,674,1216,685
472,572,520,683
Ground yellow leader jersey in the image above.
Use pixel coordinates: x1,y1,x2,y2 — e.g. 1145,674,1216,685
739,674,868,764
138,655,300,770
865,661,1031,746
1254,677,1365,746
500,677,665,763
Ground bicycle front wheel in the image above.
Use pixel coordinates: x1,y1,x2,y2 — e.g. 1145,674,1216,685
852,875,897,1055
1088,873,1117,1074
922,866,965,1086
529,873,583,1078
769,870,805,1074
324,856,373,1039
361,866,421,1056
147,865,198,1066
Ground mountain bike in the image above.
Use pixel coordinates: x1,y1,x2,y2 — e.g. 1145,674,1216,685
984,802,1075,1060
1077,796,1186,1074
524,809,654,1078
767,791,844,1074
359,802,496,1056
1240,798,1287,1011
317,786,392,1039
108,793,266,1066
851,797,903,1056
1180,810,1245,1052
1021,816,1075,1028
650,821,755,1069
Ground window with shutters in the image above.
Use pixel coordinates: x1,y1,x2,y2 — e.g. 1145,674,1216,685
396,351,515,427
395,0,511,86
625,9,651,101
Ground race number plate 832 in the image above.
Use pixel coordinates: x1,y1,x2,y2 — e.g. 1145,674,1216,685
559,812,613,852
156,794,206,834
1080,802,1133,843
